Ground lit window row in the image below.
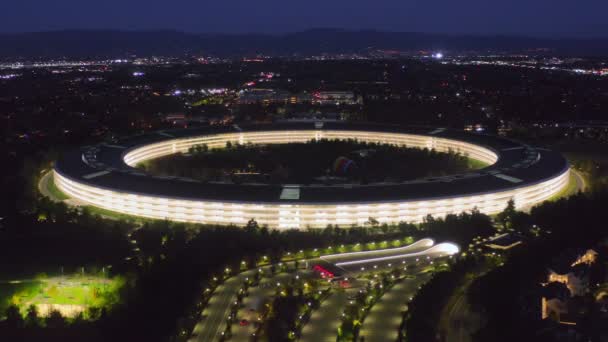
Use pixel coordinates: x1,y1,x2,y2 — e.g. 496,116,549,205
54,168,568,229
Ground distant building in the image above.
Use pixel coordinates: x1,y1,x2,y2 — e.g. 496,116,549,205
464,124,487,133
163,113,186,125
289,92,313,104
236,89,359,106
236,89,290,105
312,91,359,105
282,112,343,122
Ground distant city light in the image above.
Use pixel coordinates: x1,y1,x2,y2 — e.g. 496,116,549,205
0,74,19,79
433,52,444,59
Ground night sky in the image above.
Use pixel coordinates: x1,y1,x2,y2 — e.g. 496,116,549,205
1,0,607,37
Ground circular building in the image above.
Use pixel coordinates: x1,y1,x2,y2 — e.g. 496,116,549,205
53,122,569,229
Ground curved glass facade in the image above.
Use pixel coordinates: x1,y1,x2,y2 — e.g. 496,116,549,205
55,129,569,229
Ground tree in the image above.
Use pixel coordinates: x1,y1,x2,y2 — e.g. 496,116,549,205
366,217,379,227
46,309,66,328
25,304,40,327
5,304,23,328
398,221,418,236
380,223,391,234
245,218,259,233
71,312,86,325
497,199,517,230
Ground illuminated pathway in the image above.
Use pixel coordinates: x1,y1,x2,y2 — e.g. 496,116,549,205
358,274,431,342
334,242,459,274
319,238,435,265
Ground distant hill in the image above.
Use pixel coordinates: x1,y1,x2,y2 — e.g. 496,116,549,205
0,29,606,58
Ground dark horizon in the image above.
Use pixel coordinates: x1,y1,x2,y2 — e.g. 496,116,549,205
2,0,607,38
2,29,608,58
3,27,608,40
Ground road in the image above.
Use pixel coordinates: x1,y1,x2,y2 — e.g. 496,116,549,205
440,286,483,342
359,275,431,342
300,288,356,342
39,170,86,207
571,168,587,193
187,239,456,342
231,271,306,341
38,171,62,202
438,261,492,342
191,263,304,342
519,167,586,212
190,269,257,342
227,241,454,342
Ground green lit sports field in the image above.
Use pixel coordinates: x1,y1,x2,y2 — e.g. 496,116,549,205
0,275,123,318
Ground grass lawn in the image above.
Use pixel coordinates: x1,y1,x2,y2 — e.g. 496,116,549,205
46,175,70,201
547,171,581,202
467,158,490,170
83,205,149,222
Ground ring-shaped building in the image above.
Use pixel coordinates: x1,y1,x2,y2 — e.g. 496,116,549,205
54,122,569,229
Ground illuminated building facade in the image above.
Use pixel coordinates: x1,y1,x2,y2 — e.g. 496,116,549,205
54,123,570,229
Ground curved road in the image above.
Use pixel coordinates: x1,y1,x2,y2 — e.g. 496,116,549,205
232,270,312,341
190,243,455,342
300,288,355,342
38,171,61,202
359,274,431,342
190,269,258,342
571,168,587,193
